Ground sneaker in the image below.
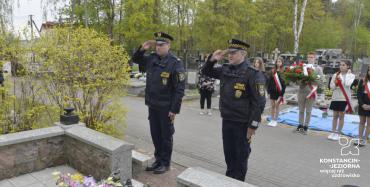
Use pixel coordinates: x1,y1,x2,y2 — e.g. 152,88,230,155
302,126,308,135
359,139,367,147
207,109,212,116
271,120,278,127
332,133,339,141
328,132,336,140
267,120,275,127
295,125,303,133
267,120,272,126
328,133,335,140
199,110,205,115
353,139,361,146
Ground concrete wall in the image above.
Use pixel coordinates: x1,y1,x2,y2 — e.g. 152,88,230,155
0,124,134,183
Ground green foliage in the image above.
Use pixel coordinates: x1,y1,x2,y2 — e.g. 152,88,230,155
0,76,58,134
194,0,264,50
117,0,158,51
300,16,345,52
1,32,56,134
2,0,370,56
32,27,130,138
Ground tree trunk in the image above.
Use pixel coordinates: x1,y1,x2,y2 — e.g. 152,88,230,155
110,0,115,40
293,0,308,54
153,0,161,25
293,0,298,54
118,0,123,44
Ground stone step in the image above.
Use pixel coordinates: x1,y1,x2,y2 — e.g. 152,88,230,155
132,150,153,176
131,179,146,187
176,167,257,187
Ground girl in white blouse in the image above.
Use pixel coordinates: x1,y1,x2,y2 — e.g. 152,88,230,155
328,60,355,141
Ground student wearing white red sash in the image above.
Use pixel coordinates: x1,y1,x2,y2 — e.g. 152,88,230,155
356,66,370,147
267,57,286,127
328,60,355,141
296,52,324,134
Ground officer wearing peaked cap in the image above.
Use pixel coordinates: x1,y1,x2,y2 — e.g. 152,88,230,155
202,39,266,181
131,32,185,174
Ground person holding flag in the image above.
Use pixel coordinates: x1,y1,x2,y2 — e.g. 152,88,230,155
267,57,286,127
328,60,355,141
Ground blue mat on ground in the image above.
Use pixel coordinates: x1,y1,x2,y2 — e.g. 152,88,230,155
267,107,369,138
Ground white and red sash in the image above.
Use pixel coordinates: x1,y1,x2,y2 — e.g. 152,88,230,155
365,81,370,99
336,76,353,113
306,84,317,99
273,72,284,104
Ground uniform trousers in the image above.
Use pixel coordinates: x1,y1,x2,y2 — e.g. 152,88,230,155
222,119,251,181
148,106,175,166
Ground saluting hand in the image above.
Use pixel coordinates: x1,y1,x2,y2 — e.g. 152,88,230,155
141,40,156,51
210,50,227,61
169,112,176,124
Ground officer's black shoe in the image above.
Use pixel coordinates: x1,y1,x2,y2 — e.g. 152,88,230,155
153,165,170,174
145,161,161,171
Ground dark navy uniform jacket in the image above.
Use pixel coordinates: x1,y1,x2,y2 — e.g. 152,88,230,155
202,57,266,129
132,46,185,114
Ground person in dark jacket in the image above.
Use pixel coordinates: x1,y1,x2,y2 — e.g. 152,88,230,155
198,63,215,115
266,57,286,127
356,66,370,147
253,57,267,113
202,39,266,181
131,32,185,174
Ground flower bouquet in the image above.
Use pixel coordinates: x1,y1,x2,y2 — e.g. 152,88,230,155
53,172,123,187
284,62,318,84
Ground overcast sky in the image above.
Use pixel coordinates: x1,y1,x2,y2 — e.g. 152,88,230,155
12,0,62,35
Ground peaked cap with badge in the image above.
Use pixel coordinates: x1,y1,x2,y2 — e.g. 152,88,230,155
154,32,174,44
228,39,250,52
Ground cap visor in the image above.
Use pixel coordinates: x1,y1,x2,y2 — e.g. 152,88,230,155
156,40,168,45
228,48,240,53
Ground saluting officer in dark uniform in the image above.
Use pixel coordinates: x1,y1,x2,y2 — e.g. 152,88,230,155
132,32,185,174
202,39,266,181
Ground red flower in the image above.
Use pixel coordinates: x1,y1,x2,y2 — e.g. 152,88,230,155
298,62,304,67
295,68,302,74
307,68,312,75
285,67,290,72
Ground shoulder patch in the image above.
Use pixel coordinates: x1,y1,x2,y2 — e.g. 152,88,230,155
178,72,186,82
256,83,265,96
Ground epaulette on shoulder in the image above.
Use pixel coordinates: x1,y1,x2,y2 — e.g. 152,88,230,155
169,54,181,62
